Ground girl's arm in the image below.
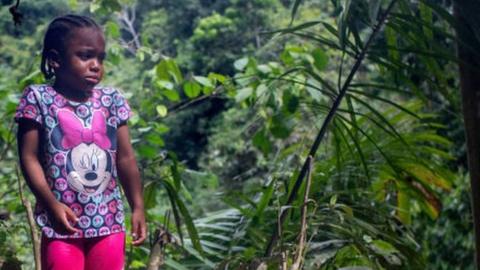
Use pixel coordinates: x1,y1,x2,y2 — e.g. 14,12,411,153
116,124,146,246
17,119,79,234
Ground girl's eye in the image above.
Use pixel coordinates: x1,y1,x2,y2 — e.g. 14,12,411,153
99,53,106,62
78,52,92,60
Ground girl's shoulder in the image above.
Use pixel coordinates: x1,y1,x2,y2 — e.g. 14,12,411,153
15,84,53,125
18,84,56,102
22,83,51,93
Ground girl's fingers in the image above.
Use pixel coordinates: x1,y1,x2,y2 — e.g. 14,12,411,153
63,206,79,234
133,236,145,245
138,224,147,243
65,207,78,221
141,223,147,238
132,235,145,245
131,220,141,245
131,220,139,240
62,219,79,234
131,220,146,245
133,226,146,244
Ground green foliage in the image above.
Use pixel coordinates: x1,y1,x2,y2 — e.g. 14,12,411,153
140,9,170,53
176,0,285,75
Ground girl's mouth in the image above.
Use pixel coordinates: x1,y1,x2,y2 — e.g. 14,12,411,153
85,76,100,84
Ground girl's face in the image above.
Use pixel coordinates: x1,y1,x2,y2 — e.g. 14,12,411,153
53,27,106,96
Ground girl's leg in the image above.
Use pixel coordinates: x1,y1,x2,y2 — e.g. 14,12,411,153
84,232,125,270
41,236,85,270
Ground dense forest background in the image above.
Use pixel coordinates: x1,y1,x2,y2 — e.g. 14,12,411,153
0,0,476,269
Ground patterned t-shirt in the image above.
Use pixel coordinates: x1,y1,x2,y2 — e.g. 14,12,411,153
14,84,132,239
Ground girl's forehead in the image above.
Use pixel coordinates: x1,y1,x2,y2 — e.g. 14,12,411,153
65,27,105,49
68,27,103,41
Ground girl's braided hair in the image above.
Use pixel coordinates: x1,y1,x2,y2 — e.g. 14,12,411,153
41,14,101,79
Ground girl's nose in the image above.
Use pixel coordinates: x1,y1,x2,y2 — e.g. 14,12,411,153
90,60,101,72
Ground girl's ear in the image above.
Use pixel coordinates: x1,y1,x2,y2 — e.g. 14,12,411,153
46,49,61,71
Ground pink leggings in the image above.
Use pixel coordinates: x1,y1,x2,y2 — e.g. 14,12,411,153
41,232,125,270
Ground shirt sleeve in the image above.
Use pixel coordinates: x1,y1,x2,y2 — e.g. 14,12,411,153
113,89,133,126
14,86,43,125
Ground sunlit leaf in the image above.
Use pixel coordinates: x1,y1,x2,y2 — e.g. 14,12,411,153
162,89,180,101
235,87,253,103
156,105,168,117
183,81,202,98
194,76,214,88
234,57,249,71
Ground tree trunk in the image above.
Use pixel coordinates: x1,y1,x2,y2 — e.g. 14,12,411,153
453,0,480,268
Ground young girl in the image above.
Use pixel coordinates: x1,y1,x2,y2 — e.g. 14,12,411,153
15,14,146,269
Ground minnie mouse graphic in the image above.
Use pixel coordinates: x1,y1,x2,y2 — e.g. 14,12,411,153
54,109,114,196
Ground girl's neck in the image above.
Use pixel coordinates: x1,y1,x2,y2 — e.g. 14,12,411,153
53,82,93,103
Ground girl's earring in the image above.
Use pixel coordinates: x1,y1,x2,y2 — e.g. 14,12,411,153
47,65,55,78
47,58,59,77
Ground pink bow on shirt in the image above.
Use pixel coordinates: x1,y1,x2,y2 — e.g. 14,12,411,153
58,110,111,149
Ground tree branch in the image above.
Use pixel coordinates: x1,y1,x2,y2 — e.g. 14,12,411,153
290,156,313,270
16,165,40,270
147,211,178,270
118,4,141,53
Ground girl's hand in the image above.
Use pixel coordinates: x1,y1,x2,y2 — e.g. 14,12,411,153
48,202,80,235
131,208,146,246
